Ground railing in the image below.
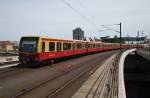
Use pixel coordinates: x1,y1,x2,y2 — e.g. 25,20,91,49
138,47,150,52
136,47,150,60
98,53,121,98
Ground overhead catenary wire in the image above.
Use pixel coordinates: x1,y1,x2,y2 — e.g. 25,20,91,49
76,0,99,30
98,28,117,32
61,0,120,36
100,24,120,27
72,0,96,19
101,25,120,33
61,0,100,31
72,0,120,34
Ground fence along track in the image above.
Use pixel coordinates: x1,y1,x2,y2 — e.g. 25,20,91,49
101,53,120,98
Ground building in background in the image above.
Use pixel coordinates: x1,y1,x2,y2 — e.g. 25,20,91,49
94,37,102,42
101,36,146,44
12,41,19,51
73,28,84,40
0,41,13,52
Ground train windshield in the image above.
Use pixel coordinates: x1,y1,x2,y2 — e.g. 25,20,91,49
19,37,39,52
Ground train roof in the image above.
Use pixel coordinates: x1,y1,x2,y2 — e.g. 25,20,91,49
21,36,88,42
20,36,120,44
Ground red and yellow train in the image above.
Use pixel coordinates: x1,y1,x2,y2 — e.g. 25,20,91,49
18,36,143,66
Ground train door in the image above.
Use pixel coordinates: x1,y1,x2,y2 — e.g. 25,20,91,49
42,42,45,52
73,43,76,50
57,42,62,52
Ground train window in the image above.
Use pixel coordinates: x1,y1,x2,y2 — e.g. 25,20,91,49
103,44,105,48
85,44,88,48
96,44,98,48
91,44,92,48
88,44,90,48
82,44,84,49
63,43,71,50
98,44,100,48
83,44,86,49
73,43,75,50
49,42,55,51
90,44,92,48
92,44,94,48
104,44,106,48
93,44,95,48
99,44,101,48
106,44,108,48
77,43,81,49
42,42,45,52
57,42,62,51
81,44,83,49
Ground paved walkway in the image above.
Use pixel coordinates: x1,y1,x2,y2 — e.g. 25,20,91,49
136,49,150,60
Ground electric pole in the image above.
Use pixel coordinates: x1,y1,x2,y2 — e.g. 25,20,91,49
137,30,140,48
119,22,122,51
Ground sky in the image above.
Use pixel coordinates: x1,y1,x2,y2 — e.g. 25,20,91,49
0,0,150,41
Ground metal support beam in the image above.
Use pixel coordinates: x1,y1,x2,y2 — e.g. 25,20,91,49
119,22,122,51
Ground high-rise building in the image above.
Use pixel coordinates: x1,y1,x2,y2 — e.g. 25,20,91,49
73,28,84,40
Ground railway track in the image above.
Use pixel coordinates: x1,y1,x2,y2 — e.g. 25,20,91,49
46,53,120,98
0,50,118,98
0,54,89,79
47,57,101,98
0,65,53,79
13,53,115,98
0,51,112,79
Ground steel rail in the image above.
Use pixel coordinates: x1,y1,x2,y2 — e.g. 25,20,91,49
47,56,105,98
12,53,112,98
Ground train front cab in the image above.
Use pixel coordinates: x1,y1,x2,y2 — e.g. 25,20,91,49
18,36,41,66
